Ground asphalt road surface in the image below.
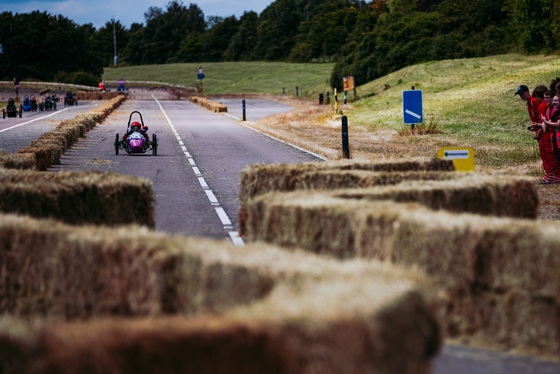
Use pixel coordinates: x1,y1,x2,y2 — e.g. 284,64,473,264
1,95,559,373
49,97,319,241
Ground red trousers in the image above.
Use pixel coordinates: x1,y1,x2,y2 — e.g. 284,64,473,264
539,130,560,182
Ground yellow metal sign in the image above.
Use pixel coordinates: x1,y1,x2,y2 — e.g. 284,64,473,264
437,147,475,172
343,76,355,91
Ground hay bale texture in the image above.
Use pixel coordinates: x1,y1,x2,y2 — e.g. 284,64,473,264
0,169,154,227
16,95,125,167
76,91,125,101
16,147,52,171
0,213,442,374
0,151,37,170
238,174,560,354
239,158,455,204
189,96,228,113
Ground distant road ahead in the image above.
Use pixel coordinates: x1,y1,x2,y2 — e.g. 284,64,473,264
50,97,320,242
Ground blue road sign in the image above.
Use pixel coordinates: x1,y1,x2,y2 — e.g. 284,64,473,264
403,90,423,124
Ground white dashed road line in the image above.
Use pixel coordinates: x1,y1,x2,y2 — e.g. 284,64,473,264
153,95,244,246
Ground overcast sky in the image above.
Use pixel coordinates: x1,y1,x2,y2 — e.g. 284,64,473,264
0,0,275,29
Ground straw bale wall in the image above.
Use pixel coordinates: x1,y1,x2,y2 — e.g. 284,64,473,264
15,95,124,168
0,151,38,170
76,91,125,101
239,158,455,204
189,96,228,113
0,169,154,227
0,213,441,373
239,176,560,354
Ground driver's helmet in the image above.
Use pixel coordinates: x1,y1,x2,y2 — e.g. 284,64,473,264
31,95,35,100
8,98,14,105
131,121,141,132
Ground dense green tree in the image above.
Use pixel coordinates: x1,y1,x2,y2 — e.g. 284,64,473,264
204,16,239,61
223,11,259,61
0,11,102,81
178,32,206,61
503,0,557,53
91,20,129,67
122,23,145,65
290,5,360,62
253,0,302,60
142,1,205,64
330,0,511,90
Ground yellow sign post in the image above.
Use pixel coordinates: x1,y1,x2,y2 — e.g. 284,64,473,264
343,76,355,92
437,147,475,172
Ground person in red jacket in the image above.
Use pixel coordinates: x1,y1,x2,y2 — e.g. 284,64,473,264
515,84,540,124
532,90,557,183
539,95,560,183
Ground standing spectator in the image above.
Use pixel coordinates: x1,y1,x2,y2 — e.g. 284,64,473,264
533,85,547,108
515,85,540,124
533,90,557,183
540,95,560,183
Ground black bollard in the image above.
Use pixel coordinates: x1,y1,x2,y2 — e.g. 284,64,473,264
242,99,246,121
319,93,324,105
282,87,285,95
326,91,330,105
296,86,299,97
342,116,350,159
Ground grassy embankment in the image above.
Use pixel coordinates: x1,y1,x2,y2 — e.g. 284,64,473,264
104,55,560,176
103,61,334,97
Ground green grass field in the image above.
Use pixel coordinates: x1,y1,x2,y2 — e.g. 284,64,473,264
103,62,334,97
103,54,560,170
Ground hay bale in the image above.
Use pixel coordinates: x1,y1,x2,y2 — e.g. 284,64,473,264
17,147,52,171
240,186,560,354
0,169,154,226
333,175,538,218
0,151,37,170
189,96,228,113
242,188,551,292
0,215,271,318
239,174,537,237
30,136,65,165
239,159,455,204
76,91,124,101
17,95,124,167
0,216,441,373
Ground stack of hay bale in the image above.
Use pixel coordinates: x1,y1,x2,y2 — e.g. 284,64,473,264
189,96,228,113
3,95,126,170
238,158,560,357
0,213,442,373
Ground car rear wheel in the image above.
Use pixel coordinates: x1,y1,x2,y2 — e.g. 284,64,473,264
152,134,158,156
114,134,120,155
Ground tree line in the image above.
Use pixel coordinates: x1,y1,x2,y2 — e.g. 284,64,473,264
0,0,559,89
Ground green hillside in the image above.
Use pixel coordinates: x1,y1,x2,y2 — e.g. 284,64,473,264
103,62,334,97
347,53,560,169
